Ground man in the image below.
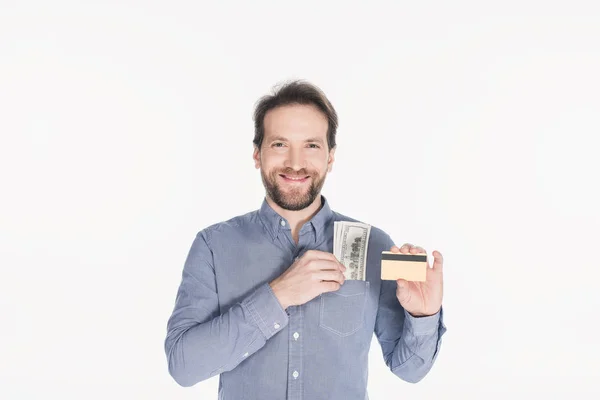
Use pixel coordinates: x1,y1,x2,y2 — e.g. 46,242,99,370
164,80,447,400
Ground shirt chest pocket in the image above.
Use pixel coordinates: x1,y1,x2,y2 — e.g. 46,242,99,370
319,280,370,337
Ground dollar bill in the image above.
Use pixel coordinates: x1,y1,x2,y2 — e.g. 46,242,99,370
333,221,371,281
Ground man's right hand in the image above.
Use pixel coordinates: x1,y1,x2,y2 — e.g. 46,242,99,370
269,250,346,310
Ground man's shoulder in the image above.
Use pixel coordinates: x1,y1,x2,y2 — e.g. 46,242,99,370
197,209,261,243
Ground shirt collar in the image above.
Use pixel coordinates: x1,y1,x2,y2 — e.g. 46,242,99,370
258,195,334,242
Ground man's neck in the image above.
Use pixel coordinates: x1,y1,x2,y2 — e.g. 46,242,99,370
266,194,323,243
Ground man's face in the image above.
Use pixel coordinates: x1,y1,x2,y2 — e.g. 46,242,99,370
253,104,335,211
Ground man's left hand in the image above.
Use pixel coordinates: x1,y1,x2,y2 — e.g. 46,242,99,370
391,243,443,317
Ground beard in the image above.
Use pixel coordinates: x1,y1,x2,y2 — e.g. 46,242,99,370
261,167,326,211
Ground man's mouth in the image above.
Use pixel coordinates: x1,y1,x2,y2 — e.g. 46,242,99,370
279,174,310,183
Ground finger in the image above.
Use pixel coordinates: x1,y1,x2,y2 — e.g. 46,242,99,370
390,245,401,253
396,278,408,290
312,262,344,274
317,270,346,285
305,249,339,262
395,279,411,304
399,243,413,253
321,281,342,293
306,250,346,272
410,246,426,254
308,258,346,273
432,250,443,272
321,260,346,273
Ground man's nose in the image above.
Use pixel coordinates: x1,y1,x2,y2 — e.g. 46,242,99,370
284,147,305,171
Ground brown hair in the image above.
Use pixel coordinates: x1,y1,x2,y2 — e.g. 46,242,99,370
252,79,338,150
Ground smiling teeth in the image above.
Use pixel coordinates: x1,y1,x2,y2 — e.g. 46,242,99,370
284,176,306,180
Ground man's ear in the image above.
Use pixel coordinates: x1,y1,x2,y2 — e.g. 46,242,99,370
327,146,336,172
253,145,261,169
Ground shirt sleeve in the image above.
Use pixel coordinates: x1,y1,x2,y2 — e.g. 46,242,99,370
373,238,447,383
164,230,289,387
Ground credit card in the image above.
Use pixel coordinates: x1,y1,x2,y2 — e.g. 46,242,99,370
380,251,427,281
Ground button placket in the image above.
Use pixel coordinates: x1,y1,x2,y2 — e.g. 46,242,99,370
286,305,303,399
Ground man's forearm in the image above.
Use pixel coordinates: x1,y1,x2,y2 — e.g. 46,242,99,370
165,282,289,387
389,308,446,383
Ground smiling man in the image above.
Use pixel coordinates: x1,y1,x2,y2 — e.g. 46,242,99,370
164,80,447,400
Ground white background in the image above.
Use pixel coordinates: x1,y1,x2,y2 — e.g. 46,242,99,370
1,1,599,399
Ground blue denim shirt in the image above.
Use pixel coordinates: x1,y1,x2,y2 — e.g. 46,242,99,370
165,196,446,399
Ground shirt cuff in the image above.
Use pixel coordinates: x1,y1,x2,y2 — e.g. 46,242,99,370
404,307,443,336
243,282,289,340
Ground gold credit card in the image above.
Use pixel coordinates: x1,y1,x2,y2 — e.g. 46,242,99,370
381,251,427,281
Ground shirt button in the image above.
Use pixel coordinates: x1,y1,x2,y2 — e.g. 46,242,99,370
280,220,286,226
292,370,299,379
243,352,249,357
274,323,280,329
293,332,299,340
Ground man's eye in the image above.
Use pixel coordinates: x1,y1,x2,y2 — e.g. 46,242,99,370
308,144,320,149
273,143,284,147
